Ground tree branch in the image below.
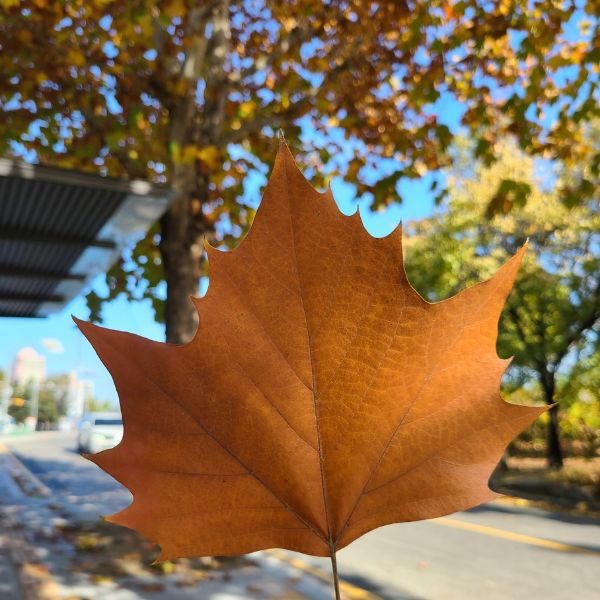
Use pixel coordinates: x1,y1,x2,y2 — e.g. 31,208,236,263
553,278,600,370
222,56,357,146
80,110,146,179
506,306,529,346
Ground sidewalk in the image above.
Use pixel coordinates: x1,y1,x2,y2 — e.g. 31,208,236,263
0,548,21,600
0,443,35,599
0,441,62,600
0,440,375,600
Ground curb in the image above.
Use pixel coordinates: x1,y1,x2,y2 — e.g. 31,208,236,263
267,550,382,600
0,442,50,498
0,443,62,600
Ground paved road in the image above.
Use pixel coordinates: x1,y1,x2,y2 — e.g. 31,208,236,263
5,432,600,600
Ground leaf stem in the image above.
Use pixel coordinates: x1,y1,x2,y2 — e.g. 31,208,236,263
330,549,341,600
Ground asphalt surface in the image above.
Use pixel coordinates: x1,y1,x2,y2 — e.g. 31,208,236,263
5,432,600,600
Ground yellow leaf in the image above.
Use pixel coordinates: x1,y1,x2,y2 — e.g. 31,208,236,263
238,101,255,119
137,14,154,37
181,144,198,164
281,17,297,32
164,0,186,19
68,50,86,67
197,145,220,170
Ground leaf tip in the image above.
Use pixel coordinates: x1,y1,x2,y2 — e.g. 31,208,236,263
516,239,528,259
488,240,528,294
72,315,97,337
278,128,286,146
202,236,215,253
101,513,120,525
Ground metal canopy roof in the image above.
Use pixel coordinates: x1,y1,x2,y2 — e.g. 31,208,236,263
0,159,175,318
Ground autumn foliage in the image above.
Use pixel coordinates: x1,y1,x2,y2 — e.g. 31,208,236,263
76,144,544,565
2,0,598,342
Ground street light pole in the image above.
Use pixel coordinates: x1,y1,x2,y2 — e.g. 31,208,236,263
30,379,40,431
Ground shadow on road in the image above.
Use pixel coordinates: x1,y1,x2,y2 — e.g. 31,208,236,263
468,501,600,527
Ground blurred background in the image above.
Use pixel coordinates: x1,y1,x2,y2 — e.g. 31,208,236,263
0,1,598,599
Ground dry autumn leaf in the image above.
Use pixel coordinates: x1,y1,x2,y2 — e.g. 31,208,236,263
75,139,545,598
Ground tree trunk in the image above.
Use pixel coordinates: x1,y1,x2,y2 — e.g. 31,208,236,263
546,403,564,469
159,190,205,345
540,370,564,469
158,0,229,344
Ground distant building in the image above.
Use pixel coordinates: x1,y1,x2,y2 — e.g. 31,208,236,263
66,371,94,418
11,347,46,388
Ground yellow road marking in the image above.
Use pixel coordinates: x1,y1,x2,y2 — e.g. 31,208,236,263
267,550,381,600
435,517,600,556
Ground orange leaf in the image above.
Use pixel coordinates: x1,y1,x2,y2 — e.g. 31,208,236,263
75,140,544,565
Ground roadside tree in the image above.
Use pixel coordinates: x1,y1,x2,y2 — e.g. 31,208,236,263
404,139,599,468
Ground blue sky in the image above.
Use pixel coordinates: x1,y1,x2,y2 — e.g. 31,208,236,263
0,175,435,405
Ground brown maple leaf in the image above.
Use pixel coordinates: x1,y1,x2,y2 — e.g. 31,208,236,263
75,139,544,597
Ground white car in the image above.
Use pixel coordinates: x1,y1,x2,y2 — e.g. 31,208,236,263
77,412,123,454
